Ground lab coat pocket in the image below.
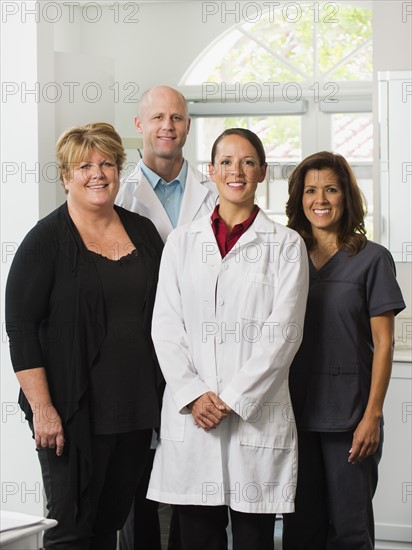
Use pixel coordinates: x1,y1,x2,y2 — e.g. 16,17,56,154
160,388,186,442
238,390,295,450
241,272,275,322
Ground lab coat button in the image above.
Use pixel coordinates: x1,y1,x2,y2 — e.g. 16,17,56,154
222,263,229,270
217,299,224,306
216,337,222,344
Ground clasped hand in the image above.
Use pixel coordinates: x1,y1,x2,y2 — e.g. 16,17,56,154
188,391,232,431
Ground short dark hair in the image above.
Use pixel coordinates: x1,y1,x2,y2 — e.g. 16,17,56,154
211,128,266,166
286,151,367,254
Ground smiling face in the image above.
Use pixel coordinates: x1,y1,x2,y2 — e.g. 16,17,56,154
302,168,344,237
134,86,190,166
209,134,267,212
63,148,120,211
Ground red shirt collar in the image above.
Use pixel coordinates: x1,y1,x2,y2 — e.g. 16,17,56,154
211,205,260,258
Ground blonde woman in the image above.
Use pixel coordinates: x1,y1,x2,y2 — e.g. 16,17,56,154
6,123,164,549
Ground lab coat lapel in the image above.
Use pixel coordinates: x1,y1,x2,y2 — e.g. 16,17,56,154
188,215,220,266
177,165,210,226
188,217,222,310
132,163,173,240
232,209,275,249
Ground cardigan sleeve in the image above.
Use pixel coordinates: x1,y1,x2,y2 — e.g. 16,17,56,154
5,221,56,372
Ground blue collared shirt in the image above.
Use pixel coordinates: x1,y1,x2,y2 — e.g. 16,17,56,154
141,161,187,228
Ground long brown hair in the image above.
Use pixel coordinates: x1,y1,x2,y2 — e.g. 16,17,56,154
286,151,367,255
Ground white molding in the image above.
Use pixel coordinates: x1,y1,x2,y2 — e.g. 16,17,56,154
188,100,308,117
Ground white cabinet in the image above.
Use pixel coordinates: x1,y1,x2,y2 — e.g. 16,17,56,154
378,71,412,262
0,512,57,550
374,361,412,549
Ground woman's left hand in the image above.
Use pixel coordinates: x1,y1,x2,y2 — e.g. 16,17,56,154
348,416,381,464
349,312,395,464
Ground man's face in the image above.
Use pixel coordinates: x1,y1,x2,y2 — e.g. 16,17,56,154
135,87,191,164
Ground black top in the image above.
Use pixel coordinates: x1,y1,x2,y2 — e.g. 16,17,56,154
89,248,159,434
5,203,164,514
289,241,405,432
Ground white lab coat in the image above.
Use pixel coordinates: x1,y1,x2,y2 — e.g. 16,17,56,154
116,160,217,242
147,210,309,514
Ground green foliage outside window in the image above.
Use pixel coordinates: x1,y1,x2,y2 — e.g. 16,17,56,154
223,116,301,160
207,5,372,83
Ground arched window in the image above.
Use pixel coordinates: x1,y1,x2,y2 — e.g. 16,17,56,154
184,3,372,83
180,2,373,233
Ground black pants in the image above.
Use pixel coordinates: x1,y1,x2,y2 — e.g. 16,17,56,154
177,505,276,550
167,506,181,550
37,429,152,550
118,448,162,550
282,430,383,550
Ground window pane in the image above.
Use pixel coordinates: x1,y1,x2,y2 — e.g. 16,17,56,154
184,5,372,84
332,113,373,162
208,20,312,82
262,164,290,226
195,116,301,163
353,169,374,240
318,6,372,80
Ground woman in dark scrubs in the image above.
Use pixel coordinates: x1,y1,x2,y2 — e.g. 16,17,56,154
282,151,405,550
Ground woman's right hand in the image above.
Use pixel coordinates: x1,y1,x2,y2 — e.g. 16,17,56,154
15,368,65,457
33,403,65,456
188,391,231,431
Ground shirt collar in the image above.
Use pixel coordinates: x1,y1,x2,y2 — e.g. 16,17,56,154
211,204,222,231
141,160,187,191
211,204,260,231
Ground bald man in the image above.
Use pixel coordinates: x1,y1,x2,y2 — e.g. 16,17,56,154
116,85,217,242
117,86,217,550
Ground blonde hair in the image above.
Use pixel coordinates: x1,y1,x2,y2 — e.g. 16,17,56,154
56,122,126,193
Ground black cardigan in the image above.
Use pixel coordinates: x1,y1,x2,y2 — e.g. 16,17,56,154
5,202,164,515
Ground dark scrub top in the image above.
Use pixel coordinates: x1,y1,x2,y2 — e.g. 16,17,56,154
289,240,405,432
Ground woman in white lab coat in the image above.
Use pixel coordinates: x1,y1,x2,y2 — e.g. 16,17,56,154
147,128,309,550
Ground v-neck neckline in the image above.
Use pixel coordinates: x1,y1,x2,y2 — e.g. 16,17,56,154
309,248,342,274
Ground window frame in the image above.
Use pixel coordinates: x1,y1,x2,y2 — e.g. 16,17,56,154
183,83,373,235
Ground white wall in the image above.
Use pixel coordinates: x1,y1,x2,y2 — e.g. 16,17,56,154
373,1,412,320
53,1,238,138
1,4,117,516
372,5,411,545
0,10,55,515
